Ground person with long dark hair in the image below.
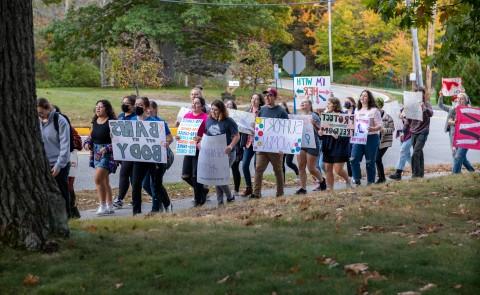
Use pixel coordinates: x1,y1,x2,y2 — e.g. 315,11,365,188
225,99,243,197
240,93,265,196
374,98,395,183
350,90,383,186
83,99,117,215
344,97,356,179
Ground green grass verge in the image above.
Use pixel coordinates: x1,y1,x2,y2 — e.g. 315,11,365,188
1,174,479,294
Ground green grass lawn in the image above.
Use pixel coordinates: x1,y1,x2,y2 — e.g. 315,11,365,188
36,87,293,127
1,174,479,294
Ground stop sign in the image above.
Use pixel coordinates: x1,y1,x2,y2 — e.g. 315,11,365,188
282,50,306,75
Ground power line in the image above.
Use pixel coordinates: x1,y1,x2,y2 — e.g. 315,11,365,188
155,0,328,7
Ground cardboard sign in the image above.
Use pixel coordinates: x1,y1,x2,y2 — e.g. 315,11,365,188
320,113,355,137
197,134,230,185
383,100,403,131
176,107,191,123
453,106,480,150
350,118,369,145
289,114,316,148
109,120,167,163
228,109,256,135
176,118,203,156
403,91,423,121
253,117,304,154
294,76,331,109
441,78,463,96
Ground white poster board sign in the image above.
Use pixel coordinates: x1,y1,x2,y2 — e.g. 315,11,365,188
289,114,316,148
350,118,369,145
441,78,463,96
294,76,331,109
197,134,230,185
403,91,423,121
176,118,203,156
228,109,256,135
110,120,167,163
320,113,355,137
176,107,191,123
253,117,304,154
383,100,403,131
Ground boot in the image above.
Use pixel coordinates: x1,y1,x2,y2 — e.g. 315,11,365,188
241,187,253,197
389,169,402,180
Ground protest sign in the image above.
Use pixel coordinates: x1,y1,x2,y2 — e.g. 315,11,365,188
441,78,463,96
253,117,304,154
197,134,230,185
453,106,480,150
403,91,423,121
383,100,403,131
320,113,355,137
109,120,167,163
176,107,191,123
294,76,331,109
289,114,316,148
228,109,256,135
176,118,203,156
350,118,369,145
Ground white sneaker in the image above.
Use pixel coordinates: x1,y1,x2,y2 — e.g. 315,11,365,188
105,204,115,214
96,205,106,215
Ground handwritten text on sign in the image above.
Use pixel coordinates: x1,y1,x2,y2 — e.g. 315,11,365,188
403,91,423,121
289,114,316,149
350,118,369,145
294,76,331,109
253,117,304,154
197,134,230,185
320,113,355,137
109,120,167,163
441,78,463,96
454,106,480,150
228,109,256,135
176,118,203,156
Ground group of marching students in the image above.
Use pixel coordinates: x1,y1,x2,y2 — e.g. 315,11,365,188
37,85,475,218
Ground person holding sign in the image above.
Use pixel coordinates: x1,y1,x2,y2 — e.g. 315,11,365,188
375,98,395,183
225,100,243,197
350,90,383,186
83,100,117,215
205,100,240,205
240,93,265,197
403,88,433,178
179,97,209,206
130,97,173,215
250,88,289,199
295,99,325,195
318,98,352,190
438,91,476,173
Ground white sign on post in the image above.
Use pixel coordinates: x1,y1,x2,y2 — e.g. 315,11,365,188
228,109,256,135
176,107,190,124
109,120,167,163
228,80,240,87
288,114,316,148
350,118,369,145
403,91,423,121
253,117,304,154
197,134,230,185
294,76,331,109
176,118,203,155
441,78,463,96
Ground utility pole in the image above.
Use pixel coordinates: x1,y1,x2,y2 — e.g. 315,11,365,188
99,0,108,87
328,0,333,82
425,5,437,97
405,0,424,88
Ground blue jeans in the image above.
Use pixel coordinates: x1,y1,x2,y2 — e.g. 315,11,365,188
351,134,380,184
452,148,475,174
242,146,255,188
395,138,412,170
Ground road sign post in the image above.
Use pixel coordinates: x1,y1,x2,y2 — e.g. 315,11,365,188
282,50,306,114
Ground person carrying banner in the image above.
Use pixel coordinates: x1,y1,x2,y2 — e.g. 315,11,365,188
240,93,265,197
225,99,243,197
294,99,325,194
83,100,117,215
344,97,356,179
37,98,71,217
179,97,209,206
375,98,395,183
403,88,433,178
438,91,475,173
113,94,137,209
280,102,301,183
350,90,383,186
250,88,288,199
389,108,412,180
318,98,352,190
206,100,240,205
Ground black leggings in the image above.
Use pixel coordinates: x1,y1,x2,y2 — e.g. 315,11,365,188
283,154,299,181
131,162,170,214
118,161,134,201
375,147,389,181
182,153,206,205
231,160,241,192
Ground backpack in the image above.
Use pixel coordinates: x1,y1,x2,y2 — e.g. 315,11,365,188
53,112,83,152
166,146,174,170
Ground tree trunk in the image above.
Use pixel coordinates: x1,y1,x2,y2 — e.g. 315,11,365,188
154,41,176,86
0,0,69,250
100,45,108,87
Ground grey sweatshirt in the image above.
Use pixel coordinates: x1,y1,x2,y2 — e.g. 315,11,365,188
40,110,70,171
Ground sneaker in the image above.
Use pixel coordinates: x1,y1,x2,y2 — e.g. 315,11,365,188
113,199,123,208
295,188,307,195
105,204,115,214
249,194,261,199
227,196,235,203
96,205,106,215
345,181,352,189
375,178,386,184
241,187,253,197
319,177,327,191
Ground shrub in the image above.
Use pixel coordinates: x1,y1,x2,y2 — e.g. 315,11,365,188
37,58,100,87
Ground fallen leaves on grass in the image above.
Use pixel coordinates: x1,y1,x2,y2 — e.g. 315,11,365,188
397,292,420,295
344,263,369,275
115,282,124,289
289,265,300,273
469,229,480,238
217,275,230,284
419,283,436,292
84,225,97,233
359,225,386,233
304,211,329,222
298,198,311,211
363,271,387,283
23,274,40,286
316,256,339,268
